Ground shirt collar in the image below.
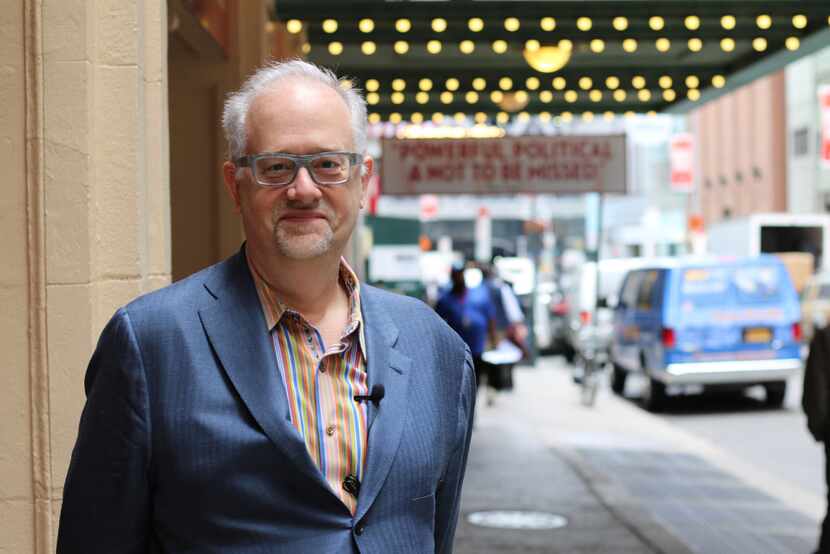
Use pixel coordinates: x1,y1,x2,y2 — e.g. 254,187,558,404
248,256,367,356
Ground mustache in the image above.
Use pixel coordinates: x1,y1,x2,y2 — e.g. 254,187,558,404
272,199,334,222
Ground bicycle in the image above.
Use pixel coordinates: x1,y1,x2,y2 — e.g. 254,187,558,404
576,324,609,407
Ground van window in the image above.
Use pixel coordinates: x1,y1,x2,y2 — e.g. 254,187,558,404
680,264,784,307
636,270,660,310
620,271,642,309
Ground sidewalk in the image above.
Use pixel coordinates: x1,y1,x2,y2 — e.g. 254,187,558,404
452,357,820,553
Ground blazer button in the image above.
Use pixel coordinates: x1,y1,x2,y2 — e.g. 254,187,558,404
355,522,365,535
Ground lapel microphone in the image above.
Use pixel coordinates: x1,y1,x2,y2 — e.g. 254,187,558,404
354,384,385,406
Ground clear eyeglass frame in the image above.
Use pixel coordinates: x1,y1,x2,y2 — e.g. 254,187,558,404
235,151,362,188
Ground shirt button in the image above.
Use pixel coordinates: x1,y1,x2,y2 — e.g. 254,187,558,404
326,425,336,436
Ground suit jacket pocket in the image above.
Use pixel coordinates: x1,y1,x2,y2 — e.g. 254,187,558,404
411,493,436,525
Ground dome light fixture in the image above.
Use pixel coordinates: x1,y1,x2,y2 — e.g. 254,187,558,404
359,18,374,33
492,40,509,54
395,18,411,33
540,17,556,31
505,17,520,32
459,40,475,54
468,17,484,32
688,38,703,52
322,19,338,33
720,38,735,52
523,44,572,73
394,40,409,54
684,16,701,30
752,37,767,51
649,16,665,31
286,19,303,34
613,17,628,31
432,18,447,32
721,15,736,30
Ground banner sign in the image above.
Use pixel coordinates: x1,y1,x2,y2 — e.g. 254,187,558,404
380,135,627,195
669,132,694,192
820,86,830,168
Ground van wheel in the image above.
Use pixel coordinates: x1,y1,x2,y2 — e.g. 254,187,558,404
611,364,627,395
642,377,667,412
765,382,787,408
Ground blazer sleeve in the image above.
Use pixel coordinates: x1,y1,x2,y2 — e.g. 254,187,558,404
804,328,830,442
434,347,476,554
57,308,152,554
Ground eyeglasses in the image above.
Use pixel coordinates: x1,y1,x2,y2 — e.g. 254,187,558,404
235,151,362,188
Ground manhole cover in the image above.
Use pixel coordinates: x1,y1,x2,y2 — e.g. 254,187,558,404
467,510,568,530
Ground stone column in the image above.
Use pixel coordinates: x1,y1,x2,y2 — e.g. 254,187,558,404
0,1,171,550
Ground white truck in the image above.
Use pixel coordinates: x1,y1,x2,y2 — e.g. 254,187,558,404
705,213,830,273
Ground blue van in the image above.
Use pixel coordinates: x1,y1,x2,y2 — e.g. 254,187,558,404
610,255,802,411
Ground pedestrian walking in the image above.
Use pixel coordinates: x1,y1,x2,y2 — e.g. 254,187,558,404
804,324,830,553
57,59,475,553
436,264,497,397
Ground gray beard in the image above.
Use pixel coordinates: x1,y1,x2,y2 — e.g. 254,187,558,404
272,219,334,260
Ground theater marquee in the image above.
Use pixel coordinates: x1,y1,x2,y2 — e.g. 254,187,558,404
380,135,627,196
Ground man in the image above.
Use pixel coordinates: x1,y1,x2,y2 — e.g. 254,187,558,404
435,264,496,392
58,60,475,553
805,325,830,553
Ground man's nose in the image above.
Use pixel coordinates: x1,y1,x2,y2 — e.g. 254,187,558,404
288,166,322,201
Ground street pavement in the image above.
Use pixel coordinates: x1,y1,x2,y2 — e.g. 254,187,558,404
452,356,822,553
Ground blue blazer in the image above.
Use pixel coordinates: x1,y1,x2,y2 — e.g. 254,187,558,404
57,248,475,553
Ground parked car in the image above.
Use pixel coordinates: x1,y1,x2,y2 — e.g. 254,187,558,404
610,255,802,411
800,272,830,343
562,257,650,365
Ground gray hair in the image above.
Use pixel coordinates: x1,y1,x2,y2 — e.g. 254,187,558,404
222,59,368,161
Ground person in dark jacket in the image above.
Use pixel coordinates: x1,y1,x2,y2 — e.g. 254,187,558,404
804,325,830,553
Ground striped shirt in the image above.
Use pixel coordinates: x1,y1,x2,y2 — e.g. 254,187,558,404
249,259,368,514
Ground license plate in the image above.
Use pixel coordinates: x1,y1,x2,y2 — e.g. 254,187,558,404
743,327,772,343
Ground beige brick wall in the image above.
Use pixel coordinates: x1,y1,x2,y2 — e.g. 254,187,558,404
2,1,171,551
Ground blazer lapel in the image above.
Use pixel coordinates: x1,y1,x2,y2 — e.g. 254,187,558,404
355,286,413,521
197,250,327,487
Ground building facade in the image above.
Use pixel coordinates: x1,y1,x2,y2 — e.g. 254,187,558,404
0,1,295,550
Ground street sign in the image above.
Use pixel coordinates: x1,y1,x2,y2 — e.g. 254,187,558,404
820,86,830,169
381,135,627,195
669,133,694,192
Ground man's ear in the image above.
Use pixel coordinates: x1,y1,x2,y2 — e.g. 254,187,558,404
359,156,373,209
222,161,242,213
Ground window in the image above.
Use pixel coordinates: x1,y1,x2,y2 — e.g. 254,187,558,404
636,270,659,310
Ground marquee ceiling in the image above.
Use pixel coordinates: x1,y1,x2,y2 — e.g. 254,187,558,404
274,1,830,124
